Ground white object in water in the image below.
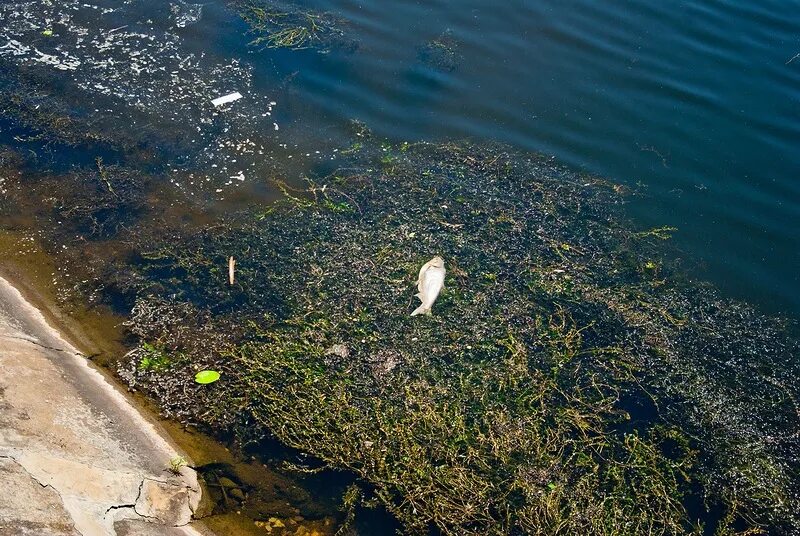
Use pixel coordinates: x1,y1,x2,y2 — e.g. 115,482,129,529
211,92,242,107
411,256,446,316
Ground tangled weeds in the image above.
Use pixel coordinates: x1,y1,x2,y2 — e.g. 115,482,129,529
233,0,354,53
113,139,799,534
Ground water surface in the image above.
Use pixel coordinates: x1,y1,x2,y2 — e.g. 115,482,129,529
280,0,800,317
2,1,799,532
1,0,798,314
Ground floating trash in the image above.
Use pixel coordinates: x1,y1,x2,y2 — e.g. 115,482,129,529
0,0,283,194
212,92,243,107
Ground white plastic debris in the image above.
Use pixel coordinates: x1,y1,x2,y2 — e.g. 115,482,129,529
211,91,242,107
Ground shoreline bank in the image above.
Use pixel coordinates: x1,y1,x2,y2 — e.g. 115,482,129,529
0,272,213,535
0,241,351,536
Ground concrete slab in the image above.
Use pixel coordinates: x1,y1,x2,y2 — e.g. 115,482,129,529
0,276,212,536
0,457,80,535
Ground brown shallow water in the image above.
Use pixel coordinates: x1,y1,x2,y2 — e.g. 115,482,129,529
0,230,361,535
0,230,128,365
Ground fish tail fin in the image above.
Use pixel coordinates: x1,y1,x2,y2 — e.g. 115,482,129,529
410,304,430,317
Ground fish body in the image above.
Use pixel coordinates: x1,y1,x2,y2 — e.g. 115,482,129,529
411,256,445,316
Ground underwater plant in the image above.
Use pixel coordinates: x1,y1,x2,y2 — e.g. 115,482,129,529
112,139,799,534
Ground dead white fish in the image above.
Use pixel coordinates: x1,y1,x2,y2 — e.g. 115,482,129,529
411,256,446,316
228,256,235,285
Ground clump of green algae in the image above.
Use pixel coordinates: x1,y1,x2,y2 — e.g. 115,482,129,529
115,138,800,535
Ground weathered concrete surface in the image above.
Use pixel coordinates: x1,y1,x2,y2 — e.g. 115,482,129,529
0,275,213,536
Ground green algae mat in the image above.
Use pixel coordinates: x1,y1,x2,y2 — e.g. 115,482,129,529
1,127,798,533
99,140,798,535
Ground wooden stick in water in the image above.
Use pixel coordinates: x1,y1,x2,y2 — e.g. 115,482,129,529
229,256,236,285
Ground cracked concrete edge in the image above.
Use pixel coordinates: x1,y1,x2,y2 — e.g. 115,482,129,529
0,275,211,536
1,441,206,536
0,275,199,467
0,454,81,536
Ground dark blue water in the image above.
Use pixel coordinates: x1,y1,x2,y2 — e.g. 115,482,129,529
266,0,800,317
1,0,798,317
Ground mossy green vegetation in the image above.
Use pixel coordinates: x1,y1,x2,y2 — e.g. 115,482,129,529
137,342,174,372
112,139,799,534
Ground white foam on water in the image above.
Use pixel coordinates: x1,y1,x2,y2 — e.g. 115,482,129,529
0,0,285,195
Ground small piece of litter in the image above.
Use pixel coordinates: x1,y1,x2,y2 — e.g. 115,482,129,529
212,92,243,107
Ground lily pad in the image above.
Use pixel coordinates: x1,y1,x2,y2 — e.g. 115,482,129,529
194,370,220,384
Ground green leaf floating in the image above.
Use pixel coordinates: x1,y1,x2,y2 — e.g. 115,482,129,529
195,370,221,384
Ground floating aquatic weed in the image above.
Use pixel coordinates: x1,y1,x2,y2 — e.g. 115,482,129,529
2,129,797,533
233,0,353,53
418,29,463,72
109,138,799,534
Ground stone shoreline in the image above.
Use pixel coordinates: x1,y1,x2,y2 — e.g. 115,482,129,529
0,275,214,536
